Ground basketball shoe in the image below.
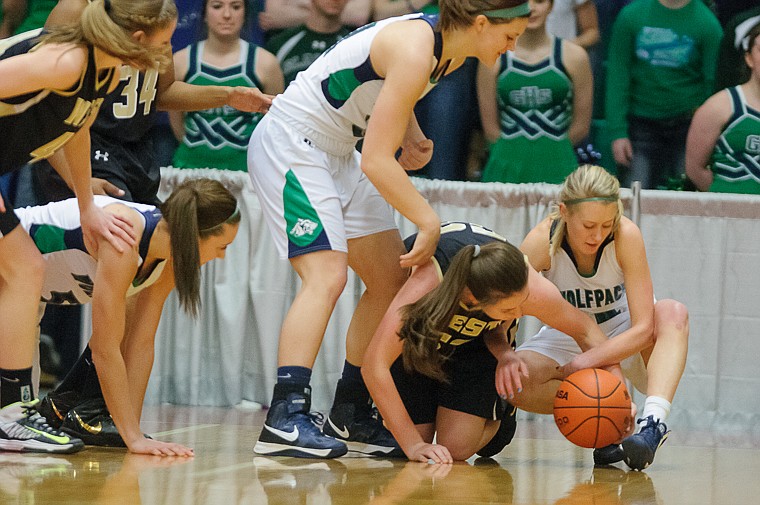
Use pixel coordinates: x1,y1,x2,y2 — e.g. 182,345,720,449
60,398,126,447
476,403,517,458
593,443,625,466
254,385,347,459
37,390,83,429
621,416,670,470
323,402,404,458
0,400,84,454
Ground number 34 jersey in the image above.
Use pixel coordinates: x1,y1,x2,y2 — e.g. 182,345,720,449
91,65,160,143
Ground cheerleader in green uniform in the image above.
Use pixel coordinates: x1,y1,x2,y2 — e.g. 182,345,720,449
477,0,592,184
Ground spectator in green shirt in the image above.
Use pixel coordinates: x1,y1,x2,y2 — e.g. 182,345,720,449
605,0,722,189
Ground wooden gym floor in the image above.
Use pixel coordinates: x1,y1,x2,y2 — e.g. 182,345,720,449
3,405,758,505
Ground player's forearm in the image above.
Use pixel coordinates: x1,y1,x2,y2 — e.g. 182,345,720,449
157,81,232,111
363,365,424,457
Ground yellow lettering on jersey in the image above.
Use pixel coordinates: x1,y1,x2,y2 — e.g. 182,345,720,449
448,314,467,333
64,97,104,128
29,132,75,162
439,333,452,344
448,338,473,346
461,318,487,337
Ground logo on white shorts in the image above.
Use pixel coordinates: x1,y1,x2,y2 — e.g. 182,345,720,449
290,218,318,238
264,424,300,442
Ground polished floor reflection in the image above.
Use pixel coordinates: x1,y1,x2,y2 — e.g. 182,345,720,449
3,406,759,504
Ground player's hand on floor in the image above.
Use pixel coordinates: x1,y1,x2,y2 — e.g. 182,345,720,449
407,442,453,464
127,438,195,457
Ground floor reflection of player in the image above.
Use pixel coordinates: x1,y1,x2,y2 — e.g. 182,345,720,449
251,456,349,505
553,466,660,505
95,454,191,505
364,460,514,505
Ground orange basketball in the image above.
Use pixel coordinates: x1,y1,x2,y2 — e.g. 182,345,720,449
553,368,632,448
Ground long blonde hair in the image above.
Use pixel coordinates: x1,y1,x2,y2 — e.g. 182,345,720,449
43,0,177,72
549,164,624,257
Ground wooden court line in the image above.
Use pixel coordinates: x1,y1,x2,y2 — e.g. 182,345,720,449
150,424,220,436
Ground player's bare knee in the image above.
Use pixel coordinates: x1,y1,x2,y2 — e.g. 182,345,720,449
435,436,477,461
655,299,689,338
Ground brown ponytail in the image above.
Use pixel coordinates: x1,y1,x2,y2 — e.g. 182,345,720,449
160,178,239,316
399,240,527,381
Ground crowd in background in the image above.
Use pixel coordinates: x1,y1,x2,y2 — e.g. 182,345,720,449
0,0,757,385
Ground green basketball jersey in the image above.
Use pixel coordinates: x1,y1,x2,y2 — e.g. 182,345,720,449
172,40,263,171
709,86,760,194
481,38,577,184
266,24,351,86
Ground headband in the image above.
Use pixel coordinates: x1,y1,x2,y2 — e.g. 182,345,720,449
200,207,240,233
563,196,618,205
473,244,481,258
482,3,531,20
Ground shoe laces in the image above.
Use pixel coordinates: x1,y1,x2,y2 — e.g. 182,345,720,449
20,404,63,435
303,410,326,428
637,416,664,433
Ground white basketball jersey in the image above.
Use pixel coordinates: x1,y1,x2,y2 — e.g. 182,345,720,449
16,196,165,305
269,14,442,155
544,237,630,335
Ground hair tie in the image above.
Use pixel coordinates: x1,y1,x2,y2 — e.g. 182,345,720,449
472,244,481,258
563,196,618,205
104,0,112,14
482,3,530,20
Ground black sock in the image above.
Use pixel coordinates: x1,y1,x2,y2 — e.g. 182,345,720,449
54,346,95,396
340,360,363,383
336,360,370,403
0,367,34,407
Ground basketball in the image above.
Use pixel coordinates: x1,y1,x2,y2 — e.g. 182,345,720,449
553,368,632,448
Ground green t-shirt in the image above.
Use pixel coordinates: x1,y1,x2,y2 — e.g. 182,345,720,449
605,0,723,140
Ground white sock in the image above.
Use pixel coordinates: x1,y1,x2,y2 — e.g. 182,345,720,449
638,396,671,429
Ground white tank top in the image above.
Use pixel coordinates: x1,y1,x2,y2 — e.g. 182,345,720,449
544,236,630,335
269,14,443,156
17,196,166,305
